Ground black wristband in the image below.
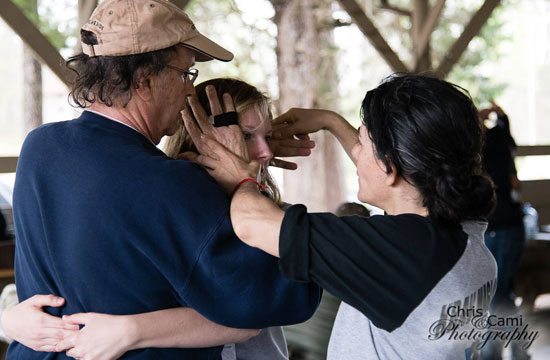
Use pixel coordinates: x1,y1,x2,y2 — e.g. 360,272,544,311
214,112,239,127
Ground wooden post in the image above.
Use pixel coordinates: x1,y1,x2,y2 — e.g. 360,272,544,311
414,0,445,71
412,0,431,72
78,0,97,28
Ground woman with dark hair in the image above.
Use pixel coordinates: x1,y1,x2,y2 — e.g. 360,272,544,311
184,74,497,359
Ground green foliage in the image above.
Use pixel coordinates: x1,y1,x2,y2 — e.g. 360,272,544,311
436,0,514,105
367,0,514,105
13,0,71,50
185,0,279,99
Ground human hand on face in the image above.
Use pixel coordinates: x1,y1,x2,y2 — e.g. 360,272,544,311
181,85,249,161
191,135,259,194
272,108,334,140
56,313,133,360
1,295,78,351
181,87,258,193
268,134,315,170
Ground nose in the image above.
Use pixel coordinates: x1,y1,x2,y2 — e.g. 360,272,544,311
255,140,273,162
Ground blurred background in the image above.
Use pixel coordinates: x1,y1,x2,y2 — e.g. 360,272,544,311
0,0,549,359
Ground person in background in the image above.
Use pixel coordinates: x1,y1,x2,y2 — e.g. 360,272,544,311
335,202,370,218
184,74,498,359
479,102,530,360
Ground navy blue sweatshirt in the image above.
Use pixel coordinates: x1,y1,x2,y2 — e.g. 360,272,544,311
9,111,320,359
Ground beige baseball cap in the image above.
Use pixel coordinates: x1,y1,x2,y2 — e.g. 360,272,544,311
80,0,233,62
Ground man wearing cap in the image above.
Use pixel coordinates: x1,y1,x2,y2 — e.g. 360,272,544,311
9,0,320,359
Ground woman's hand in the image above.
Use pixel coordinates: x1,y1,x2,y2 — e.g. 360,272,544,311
56,313,134,360
269,134,315,170
1,295,78,351
272,108,337,139
273,108,359,165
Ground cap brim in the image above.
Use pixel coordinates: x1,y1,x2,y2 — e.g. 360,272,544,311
181,33,233,62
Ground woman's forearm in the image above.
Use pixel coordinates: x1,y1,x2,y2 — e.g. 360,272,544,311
323,111,359,165
231,182,285,257
128,308,260,349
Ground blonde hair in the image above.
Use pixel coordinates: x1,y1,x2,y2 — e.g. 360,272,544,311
164,78,281,205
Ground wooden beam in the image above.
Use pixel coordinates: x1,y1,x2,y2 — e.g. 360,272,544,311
379,0,411,17
170,0,191,9
0,269,15,279
0,1,73,87
437,0,501,76
337,0,408,72
415,0,445,62
517,145,550,157
411,0,430,72
0,157,18,174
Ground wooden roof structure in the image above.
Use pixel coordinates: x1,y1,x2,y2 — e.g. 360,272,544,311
0,0,501,86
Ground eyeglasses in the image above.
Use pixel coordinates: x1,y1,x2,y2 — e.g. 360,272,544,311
166,65,199,84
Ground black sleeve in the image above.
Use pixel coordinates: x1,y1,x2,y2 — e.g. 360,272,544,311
278,204,467,332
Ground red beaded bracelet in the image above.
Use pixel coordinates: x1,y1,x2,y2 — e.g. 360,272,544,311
232,178,267,196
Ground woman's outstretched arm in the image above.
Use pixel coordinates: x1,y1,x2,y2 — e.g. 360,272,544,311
273,108,359,165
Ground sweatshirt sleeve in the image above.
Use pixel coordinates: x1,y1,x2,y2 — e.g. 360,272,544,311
278,204,467,332
179,210,321,329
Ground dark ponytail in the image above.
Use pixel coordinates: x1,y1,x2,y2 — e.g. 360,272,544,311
361,74,495,226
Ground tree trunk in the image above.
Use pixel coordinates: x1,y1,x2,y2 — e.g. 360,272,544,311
412,0,432,72
23,44,42,134
271,0,345,212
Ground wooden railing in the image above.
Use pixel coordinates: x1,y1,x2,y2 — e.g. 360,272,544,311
0,157,17,174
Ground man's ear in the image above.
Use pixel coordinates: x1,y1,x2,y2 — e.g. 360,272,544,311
134,71,153,102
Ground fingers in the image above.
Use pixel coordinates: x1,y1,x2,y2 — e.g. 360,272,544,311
37,344,57,352
188,96,212,133
28,294,65,308
66,347,82,360
55,334,75,352
177,151,199,162
270,158,298,170
196,155,218,170
63,313,93,325
274,138,315,149
222,93,236,112
272,126,300,140
206,85,223,116
272,109,295,126
41,315,80,331
181,107,204,152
